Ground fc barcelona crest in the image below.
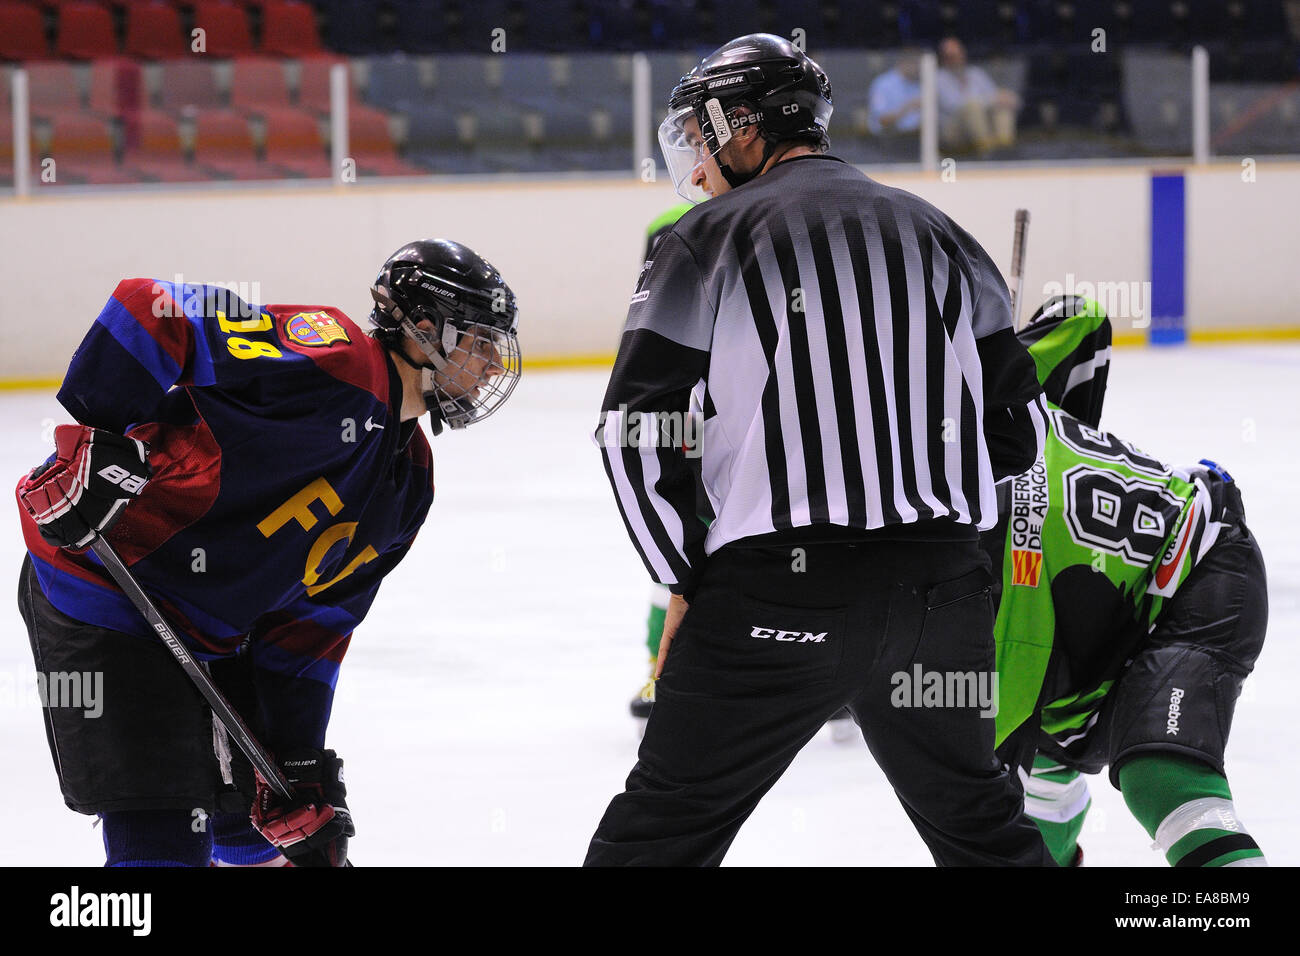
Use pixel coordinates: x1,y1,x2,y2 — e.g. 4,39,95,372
286,311,350,348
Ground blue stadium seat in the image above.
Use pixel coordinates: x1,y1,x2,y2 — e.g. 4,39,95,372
1217,0,1289,42
498,53,557,103
1125,0,1175,44
648,0,698,49
431,54,493,107
1183,0,1234,42
941,0,1021,49
388,0,450,54
523,0,584,51
364,57,427,109
1121,48,1193,154
562,53,633,110
587,1,643,50
817,49,893,107
457,0,512,54
901,0,946,44
645,51,700,104
770,0,827,48
321,1,393,55
709,0,769,37
498,54,600,143
824,2,893,48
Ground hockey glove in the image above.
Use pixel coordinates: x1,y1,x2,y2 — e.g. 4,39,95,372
19,425,151,551
251,749,354,868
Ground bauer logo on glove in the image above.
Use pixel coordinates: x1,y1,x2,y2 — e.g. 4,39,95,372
19,425,152,551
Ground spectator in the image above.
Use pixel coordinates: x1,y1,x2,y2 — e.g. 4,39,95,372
867,54,922,136
937,36,1020,154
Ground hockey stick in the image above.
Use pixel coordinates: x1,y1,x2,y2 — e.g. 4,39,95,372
1009,208,1030,331
88,536,295,803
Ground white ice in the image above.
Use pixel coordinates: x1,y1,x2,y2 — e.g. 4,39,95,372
2,343,1296,866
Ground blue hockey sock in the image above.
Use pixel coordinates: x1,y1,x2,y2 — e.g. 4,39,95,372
101,809,213,867
211,810,281,865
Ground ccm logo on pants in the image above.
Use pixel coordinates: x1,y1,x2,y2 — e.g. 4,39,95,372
750,627,827,643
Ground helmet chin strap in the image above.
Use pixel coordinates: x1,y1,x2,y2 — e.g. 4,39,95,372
717,137,778,190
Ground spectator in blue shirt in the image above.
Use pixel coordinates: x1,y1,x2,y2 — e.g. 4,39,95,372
868,54,922,135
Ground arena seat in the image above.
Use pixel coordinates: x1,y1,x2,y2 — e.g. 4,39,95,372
56,2,118,60
262,106,331,176
261,1,322,57
45,111,137,183
193,2,254,58
123,106,199,181
123,2,187,59
0,3,51,61
230,57,291,111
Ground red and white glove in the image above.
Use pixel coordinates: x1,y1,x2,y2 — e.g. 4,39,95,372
251,749,354,868
19,425,151,551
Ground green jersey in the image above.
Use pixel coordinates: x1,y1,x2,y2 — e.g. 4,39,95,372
987,302,1235,752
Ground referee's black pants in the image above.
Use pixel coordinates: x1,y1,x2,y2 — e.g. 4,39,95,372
584,537,1054,866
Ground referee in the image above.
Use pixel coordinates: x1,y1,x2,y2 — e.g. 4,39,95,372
588,34,1052,866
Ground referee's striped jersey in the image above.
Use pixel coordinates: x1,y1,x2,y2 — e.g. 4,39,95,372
597,154,1048,594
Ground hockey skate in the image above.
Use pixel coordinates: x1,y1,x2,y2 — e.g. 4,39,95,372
827,706,857,743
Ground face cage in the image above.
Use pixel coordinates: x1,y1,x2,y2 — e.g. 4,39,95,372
658,105,712,203
411,318,521,430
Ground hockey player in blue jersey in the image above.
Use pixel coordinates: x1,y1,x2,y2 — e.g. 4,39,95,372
17,239,520,867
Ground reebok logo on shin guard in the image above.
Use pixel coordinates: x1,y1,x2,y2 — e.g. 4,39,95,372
1166,687,1185,735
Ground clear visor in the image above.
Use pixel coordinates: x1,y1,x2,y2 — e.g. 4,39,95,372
657,105,710,204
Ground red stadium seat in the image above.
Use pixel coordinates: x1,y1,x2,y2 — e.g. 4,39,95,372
193,107,272,178
193,2,253,58
124,2,187,59
296,55,352,113
158,59,222,111
44,111,137,183
260,1,322,57
123,107,201,181
348,107,423,177
262,106,329,176
88,57,145,117
229,56,290,111
0,3,51,61
24,61,81,115
55,2,117,60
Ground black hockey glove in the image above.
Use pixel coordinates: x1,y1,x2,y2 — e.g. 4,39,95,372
19,425,151,551
251,749,354,867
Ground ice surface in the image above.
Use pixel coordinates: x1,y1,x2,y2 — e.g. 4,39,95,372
2,344,1296,866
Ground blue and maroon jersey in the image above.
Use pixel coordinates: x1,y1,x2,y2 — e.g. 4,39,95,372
16,278,435,748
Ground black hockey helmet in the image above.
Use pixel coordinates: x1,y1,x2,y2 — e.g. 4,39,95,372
369,239,520,433
659,33,832,200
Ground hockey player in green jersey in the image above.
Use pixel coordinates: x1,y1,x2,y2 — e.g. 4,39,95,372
988,295,1268,867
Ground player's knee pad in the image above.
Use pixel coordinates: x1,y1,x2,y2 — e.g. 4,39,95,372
1106,643,1246,789
1020,764,1091,825
101,809,213,867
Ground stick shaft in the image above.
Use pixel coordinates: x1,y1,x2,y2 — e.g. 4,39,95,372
89,537,295,801
1010,208,1030,330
